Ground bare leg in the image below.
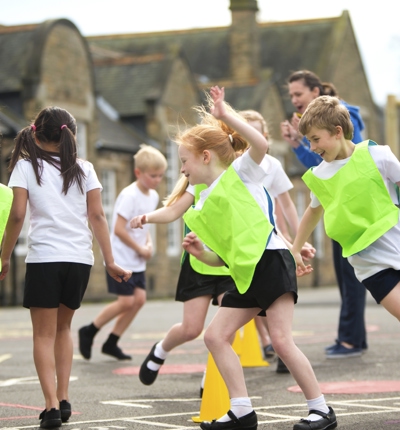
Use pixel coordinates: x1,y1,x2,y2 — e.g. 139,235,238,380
267,293,322,400
54,304,75,402
204,306,260,398
30,307,59,410
162,295,213,351
111,288,146,336
254,315,271,347
93,295,135,329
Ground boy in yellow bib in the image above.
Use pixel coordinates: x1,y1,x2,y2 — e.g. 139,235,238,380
181,86,336,430
292,96,400,326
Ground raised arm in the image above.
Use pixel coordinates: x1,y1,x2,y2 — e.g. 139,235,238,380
210,86,268,165
130,191,194,229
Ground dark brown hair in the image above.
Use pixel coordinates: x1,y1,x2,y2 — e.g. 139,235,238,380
9,106,85,194
288,70,338,97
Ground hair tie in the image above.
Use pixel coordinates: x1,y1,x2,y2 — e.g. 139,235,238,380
31,124,36,131
228,134,233,143
60,125,67,130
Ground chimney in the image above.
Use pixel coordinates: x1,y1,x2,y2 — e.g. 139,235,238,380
229,0,260,83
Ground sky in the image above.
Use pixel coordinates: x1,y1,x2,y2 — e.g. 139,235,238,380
1,0,399,108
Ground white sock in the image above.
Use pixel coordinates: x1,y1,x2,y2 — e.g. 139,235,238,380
306,395,329,421
147,341,168,371
217,397,253,422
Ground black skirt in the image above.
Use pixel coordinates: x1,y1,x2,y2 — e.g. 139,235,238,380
221,249,298,316
175,255,235,303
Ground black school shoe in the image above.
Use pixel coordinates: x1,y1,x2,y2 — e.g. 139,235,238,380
59,400,71,422
276,357,290,374
39,408,62,429
200,410,257,430
78,325,94,360
293,407,337,430
101,342,132,360
139,342,165,385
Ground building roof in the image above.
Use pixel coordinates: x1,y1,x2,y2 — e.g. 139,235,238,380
92,49,172,116
87,12,353,116
0,24,38,93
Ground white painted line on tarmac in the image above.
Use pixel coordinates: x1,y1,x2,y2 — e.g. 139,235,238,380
0,354,11,363
0,376,78,387
3,396,400,429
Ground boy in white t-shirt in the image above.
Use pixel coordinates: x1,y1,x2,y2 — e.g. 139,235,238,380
292,96,400,326
79,144,167,360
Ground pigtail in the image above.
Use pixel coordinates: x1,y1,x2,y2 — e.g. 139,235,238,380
163,174,189,206
59,126,85,194
9,126,44,186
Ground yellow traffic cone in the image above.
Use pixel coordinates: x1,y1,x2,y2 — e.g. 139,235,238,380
240,319,269,367
192,352,230,422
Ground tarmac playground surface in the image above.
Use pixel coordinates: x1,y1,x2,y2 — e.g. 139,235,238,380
1,286,400,429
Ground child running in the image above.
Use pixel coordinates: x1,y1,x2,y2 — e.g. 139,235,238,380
78,144,167,361
0,107,131,429
239,109,314,368
180,86,336,430
131,109,249,387
291,95,400,332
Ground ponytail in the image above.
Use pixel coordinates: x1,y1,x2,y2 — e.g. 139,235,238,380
163,174,189,206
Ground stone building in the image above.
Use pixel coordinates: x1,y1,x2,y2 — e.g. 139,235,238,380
0,0,392,305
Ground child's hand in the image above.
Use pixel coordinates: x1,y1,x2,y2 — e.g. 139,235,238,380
106,262,132,283
209,86,227,119
139,244,153,260
0,259,10,281
292,251,313,277
280,120,300,149
130,214,147,229
182,232,204,258
301,242,316,261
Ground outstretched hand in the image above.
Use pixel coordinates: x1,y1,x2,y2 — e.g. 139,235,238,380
130,214,147,229
209,86,227,119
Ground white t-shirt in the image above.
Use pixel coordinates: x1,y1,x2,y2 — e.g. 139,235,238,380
8,158,102,265
110,182,159,271
309,145,400,281
196,150,287,251
261,154,293,198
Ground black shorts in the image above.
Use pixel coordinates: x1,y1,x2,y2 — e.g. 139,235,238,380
106,270,145,296
175,255,235,303
362,268,400,304
23,262,91,310
221,249,298,316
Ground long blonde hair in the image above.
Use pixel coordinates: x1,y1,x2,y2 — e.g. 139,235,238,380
163,92,248,206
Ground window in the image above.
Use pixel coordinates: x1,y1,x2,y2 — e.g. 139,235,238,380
101,169,116,229
165,139,182,256
76,121,87,160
